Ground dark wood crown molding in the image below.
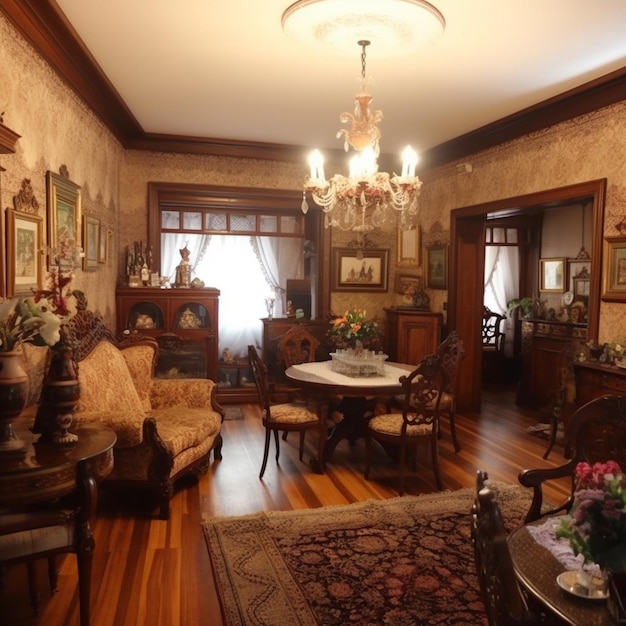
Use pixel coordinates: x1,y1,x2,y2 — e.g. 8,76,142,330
3,0,626,167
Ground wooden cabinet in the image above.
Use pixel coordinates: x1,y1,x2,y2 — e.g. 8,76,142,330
517,319,587,407
384,309,443,365
574,361,626,406
261,318,335,386
116,288,219,382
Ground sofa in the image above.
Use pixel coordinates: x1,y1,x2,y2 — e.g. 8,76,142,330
20,302,224,519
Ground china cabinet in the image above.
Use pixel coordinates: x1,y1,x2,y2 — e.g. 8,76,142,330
116,287,219,382
574,361,626,406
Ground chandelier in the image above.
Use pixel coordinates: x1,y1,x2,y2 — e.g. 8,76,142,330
301,40,423,233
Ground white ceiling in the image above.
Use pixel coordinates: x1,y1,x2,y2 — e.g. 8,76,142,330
54,0,626,162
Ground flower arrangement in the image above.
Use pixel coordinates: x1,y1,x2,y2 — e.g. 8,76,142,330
328,309,379,348
0,261,75,353
556,460,626,572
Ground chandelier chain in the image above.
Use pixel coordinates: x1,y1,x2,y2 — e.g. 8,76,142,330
358,40,370,80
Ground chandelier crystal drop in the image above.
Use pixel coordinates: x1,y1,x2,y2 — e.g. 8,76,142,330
302,40,422,232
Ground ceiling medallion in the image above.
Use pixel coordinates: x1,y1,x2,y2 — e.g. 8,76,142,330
281,0,445,57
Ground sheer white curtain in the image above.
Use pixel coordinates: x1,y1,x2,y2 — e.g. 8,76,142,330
161,234,304,359
484,239,519,358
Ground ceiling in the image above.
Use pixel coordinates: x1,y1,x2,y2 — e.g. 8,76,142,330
19,1,626,167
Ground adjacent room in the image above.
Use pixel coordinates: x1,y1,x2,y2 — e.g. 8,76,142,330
2,2,626,625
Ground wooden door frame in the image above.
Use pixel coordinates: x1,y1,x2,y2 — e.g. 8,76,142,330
448,179,606,411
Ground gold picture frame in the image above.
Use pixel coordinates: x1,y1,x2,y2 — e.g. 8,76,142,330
602,236,626,301
6,208,43,296
539,257,565,292
46,171,81,269
332,248,389,292
83,215,100,270
425,244,447,289
397,225,421,268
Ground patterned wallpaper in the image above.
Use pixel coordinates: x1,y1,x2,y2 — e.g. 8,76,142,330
2,12,626,343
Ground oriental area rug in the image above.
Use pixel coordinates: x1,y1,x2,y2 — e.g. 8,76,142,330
202,484,531,626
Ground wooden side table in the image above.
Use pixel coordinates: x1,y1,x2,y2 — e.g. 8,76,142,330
0,418,116,625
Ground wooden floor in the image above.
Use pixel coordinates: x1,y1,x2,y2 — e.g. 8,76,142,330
1,385,572,626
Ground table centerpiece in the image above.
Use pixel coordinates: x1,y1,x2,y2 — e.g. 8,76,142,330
328,309,388,377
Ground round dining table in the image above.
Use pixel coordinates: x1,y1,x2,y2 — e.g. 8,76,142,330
285,360,414,469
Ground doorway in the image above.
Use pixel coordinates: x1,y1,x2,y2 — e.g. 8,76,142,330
448,179,606,412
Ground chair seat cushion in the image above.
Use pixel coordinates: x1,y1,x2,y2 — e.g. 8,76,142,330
265,403,318,425
152,407,222,457
368,412,433,436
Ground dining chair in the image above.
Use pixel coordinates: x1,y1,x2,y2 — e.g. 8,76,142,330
0,482,96,626
248,345,326,477
481,306,506,383
434,331,465,452
471,470,549,626
277,324,320,369
364,353,444,494
518,394,626,524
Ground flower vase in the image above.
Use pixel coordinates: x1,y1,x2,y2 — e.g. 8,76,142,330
33,331,80,444
0,351,29,455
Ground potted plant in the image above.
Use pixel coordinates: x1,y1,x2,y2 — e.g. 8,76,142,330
506,296,541,319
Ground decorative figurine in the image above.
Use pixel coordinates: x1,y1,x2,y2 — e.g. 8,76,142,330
175,245,192,287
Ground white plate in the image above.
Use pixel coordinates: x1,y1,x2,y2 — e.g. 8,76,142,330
556,570,609,600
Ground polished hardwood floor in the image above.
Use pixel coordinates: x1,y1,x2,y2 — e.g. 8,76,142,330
1,384,572,626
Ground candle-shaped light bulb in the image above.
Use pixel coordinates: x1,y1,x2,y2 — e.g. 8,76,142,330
308,150,325,182
401,146,418,178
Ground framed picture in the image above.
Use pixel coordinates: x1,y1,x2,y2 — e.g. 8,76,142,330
83,215,100,270
568,259,591,291
573,276,590,299
397,225,421,268
425,244,447,289
395,273,421,296
46,171,81,269
98,225,108,263
602,236,626,301
539,257,565,292
332,248,389,292
6,208,43,296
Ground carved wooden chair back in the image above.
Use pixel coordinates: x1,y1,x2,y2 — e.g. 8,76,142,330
365,353,445,493
278,325,320,368
471,470,540,626
434,331,465,452
481,306,506,353
519,395,626,523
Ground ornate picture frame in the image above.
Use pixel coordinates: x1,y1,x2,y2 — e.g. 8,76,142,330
539,257,565,292
332,248,389,292
83,215,100,270
425,244,447,289
46,170,81,269
397,225,421,268
6,208,43,296
602,236,626,301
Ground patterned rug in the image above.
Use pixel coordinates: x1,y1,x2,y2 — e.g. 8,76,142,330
202,483,531,626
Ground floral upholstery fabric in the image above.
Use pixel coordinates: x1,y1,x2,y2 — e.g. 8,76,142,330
266,403,319,425
152,408,221,457
75,341,145,446
368,412,434,436
150,378,214,410
120,343,156,413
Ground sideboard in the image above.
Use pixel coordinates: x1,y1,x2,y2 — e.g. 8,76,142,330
574,361,626,405
516,319,587,407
